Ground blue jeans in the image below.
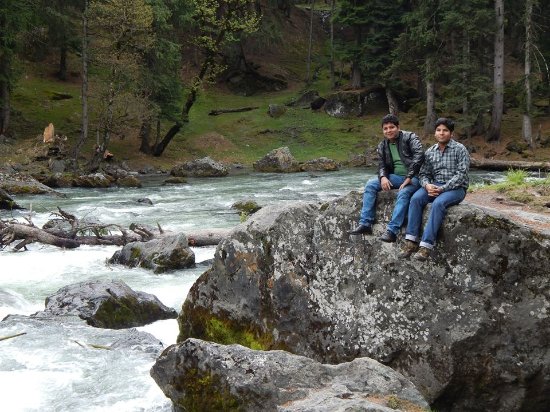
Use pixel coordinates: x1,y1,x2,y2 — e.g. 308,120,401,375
404,184,466,248
359,174,420,235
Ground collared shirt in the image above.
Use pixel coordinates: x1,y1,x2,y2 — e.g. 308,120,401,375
419,139,470,191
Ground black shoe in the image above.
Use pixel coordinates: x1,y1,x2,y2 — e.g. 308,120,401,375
379,231,397,243
348,224,372,235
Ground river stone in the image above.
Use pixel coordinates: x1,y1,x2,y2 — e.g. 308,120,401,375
39,279,177,329
109,233,195,274
151,338,429,412
72,173,114,188
252,146,301,173
178,191,550,412
300,157,340,172
170,157,228,178
0,172,64,196
0,188,22,209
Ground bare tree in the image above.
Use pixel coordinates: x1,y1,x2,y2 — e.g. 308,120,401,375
487,0,505,142
72,0,89,170
522,0,533,147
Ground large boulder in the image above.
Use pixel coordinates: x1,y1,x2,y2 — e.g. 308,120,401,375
0,188,23,209
252,146,301,173
170,157,228,178
38,279,177,329
109,233,195,274
324,91,367,118
151,338,429,412
0,172,64,196
178,191,550,412
72,173,114,188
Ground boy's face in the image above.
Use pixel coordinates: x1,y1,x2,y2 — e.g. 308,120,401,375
435,124,452,144
382,122,400,142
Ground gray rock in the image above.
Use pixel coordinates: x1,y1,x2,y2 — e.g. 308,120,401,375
253,146,301,173
0,172,64,196
231,199,262,215
109,233,195,274
178,191,550,412
38,279,177,329
48,158,65,173
300,157,340,172
289,90,320,108
151,338,429,412
72,173,113,188
324,91,367,118
0,188,22,209
170,157,228,178
267,103,287,118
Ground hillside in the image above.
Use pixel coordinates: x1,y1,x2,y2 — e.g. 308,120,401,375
1,3,549,173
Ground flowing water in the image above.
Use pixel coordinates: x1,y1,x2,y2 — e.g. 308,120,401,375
0,169,501,411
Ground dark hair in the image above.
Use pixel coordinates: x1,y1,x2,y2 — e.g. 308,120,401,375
435,117,455,132
381,114,399,127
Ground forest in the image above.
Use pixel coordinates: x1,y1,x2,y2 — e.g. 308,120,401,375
1,0,549,171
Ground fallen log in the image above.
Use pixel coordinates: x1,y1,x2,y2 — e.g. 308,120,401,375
187,229,231,246
208,106,259,116
3,223,81,249
470,158,550,172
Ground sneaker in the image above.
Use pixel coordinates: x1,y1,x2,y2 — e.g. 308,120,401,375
398,240,419,258
379,230,397,243
413,247,431,261
348,224,373,235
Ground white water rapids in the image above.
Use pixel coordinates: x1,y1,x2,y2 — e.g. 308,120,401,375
0,169,498,411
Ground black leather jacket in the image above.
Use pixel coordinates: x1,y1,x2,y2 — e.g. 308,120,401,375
377,130,424,180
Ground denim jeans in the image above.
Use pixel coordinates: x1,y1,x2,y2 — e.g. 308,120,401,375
359,174,420,235
404,184,466,248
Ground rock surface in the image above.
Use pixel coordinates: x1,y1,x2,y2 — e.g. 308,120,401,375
151,338,429,412
170,157,228,178
324,91,366,118
252,146,301,173
300,157,340,172
178,191,550,412
109,233,195,273
38,279,177,329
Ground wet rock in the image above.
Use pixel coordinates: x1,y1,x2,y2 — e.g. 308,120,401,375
170,157,228,178
178,191,550,412
38,279,177,329
116,175,142,188
163,176,187,185
300,157,339,172
0,188,23,210
109,233,195,274
231,199,262,215
136,198,153,205
72,173,114,188
151,338,429,412
252,146,301,173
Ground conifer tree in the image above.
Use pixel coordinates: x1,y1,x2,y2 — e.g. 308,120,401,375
0,0,36,135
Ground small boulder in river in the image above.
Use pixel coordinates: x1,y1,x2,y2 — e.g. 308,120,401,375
252,146,301,173
300,157,340,172
170,157,228,178
109,233,195,274
150,338,429,412
38,279,177,329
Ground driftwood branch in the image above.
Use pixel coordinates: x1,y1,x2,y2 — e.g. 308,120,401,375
0,332,27,341
187,229,231,246
471,158,550,172
208,106,259,116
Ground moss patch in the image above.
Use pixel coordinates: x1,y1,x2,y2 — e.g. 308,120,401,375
174,368,241,412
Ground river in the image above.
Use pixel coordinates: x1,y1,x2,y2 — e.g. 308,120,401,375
0,169,500,411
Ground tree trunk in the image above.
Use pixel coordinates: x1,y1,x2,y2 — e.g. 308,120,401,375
463,35,471,139
305,0,315,84
58,45,68,81
139,118,152,154
423,58,436,137
73,0,89,170
0,77,9,135
329,0,335,88
487,0,505,142
522,0,533,147
385,88,399,116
